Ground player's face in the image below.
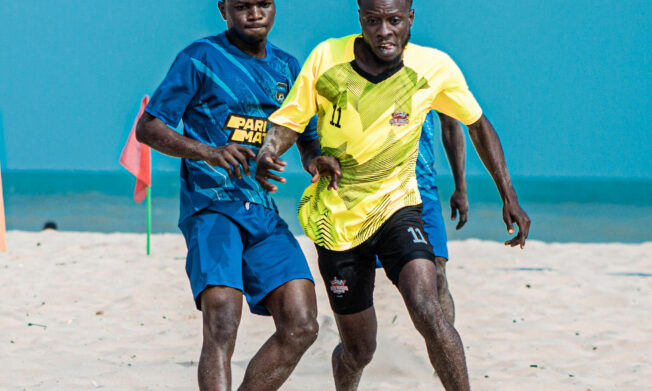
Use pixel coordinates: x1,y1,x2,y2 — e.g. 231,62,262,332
219,0,275,44
358,0,414,63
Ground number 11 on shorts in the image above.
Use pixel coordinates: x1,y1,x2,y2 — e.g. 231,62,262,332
407,227,427,244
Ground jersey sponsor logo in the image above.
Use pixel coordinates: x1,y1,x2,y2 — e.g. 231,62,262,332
389,110,410,126
224,114,268,146
329,277,349,296
275,81,289,104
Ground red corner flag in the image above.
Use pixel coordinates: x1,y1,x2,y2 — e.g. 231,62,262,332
120,96,151,203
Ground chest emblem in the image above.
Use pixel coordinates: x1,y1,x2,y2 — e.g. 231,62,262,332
389,110,410,127
225,114,268,146
275,81,289,104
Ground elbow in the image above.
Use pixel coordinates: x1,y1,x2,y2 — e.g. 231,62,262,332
135,116,151,145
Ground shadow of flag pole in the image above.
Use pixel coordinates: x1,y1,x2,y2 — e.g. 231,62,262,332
146,185,151,255
0,161,6,252
119,95,152,255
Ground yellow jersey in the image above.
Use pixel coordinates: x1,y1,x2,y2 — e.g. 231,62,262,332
269,35,482,250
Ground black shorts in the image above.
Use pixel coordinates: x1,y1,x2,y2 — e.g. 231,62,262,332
316,205,436,315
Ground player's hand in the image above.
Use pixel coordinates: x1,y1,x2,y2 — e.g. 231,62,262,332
203,144,256,180
502,201,531,249
449,189,468,230
255,152,287,193
307,155,342,191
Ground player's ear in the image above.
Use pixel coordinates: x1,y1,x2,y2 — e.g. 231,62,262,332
218,1,227,21
408,9,414,26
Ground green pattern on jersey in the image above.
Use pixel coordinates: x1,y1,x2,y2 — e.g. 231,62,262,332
315,63,429,131
299,178,337,249
321,129,418,211
309,63,428,217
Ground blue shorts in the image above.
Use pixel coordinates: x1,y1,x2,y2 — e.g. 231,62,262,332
179,201,314,316
420,187,449,260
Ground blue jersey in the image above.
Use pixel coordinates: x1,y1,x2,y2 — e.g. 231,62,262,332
416,111,440,194
146,32,318,223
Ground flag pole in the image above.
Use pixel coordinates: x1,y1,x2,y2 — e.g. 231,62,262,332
146,185,151,255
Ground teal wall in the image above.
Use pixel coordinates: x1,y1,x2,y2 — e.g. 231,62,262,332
1,1,650,178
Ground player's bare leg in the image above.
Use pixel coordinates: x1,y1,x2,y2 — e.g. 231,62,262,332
198,286,243,391
399,258,470,391
239,279,318,391
435,256,455,324
331,307,378,391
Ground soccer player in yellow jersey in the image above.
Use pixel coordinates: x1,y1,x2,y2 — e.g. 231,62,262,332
256,0,531,389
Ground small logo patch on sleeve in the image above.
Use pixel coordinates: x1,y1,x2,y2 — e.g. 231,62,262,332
224,114,268,146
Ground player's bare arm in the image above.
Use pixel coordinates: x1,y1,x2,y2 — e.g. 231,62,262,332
467,114,531,248
296,139,321,173
255,124,298,192
256,125,342,192
439,112,468,230
136,112,255,179
297,139,342,191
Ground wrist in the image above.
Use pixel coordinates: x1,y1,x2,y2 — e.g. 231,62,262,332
501,190,518,205
302,147,320,162
256,148,272,163
197,143,214,161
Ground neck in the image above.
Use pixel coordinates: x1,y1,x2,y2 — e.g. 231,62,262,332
226,30,267,59
353,37,403,76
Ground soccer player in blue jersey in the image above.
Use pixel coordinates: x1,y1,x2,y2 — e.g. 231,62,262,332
417,111,468,324
136,1,319,390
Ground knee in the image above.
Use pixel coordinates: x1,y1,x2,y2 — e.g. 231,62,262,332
203,318,240,349
278,313,319,350
409,299,447,337
342,338,376,368
201,297,241,344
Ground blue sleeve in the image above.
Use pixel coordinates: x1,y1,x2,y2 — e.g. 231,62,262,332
298,116,318,142
145,51,201,128
287,55,319,142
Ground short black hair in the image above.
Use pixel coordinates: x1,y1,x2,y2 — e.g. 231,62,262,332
358,0,413,9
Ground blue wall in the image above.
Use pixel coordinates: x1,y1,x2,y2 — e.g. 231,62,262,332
1,1,650,178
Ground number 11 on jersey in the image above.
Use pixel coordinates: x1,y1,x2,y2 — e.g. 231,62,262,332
330,104,342,128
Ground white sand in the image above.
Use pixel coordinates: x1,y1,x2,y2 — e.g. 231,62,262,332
1,231,650,390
